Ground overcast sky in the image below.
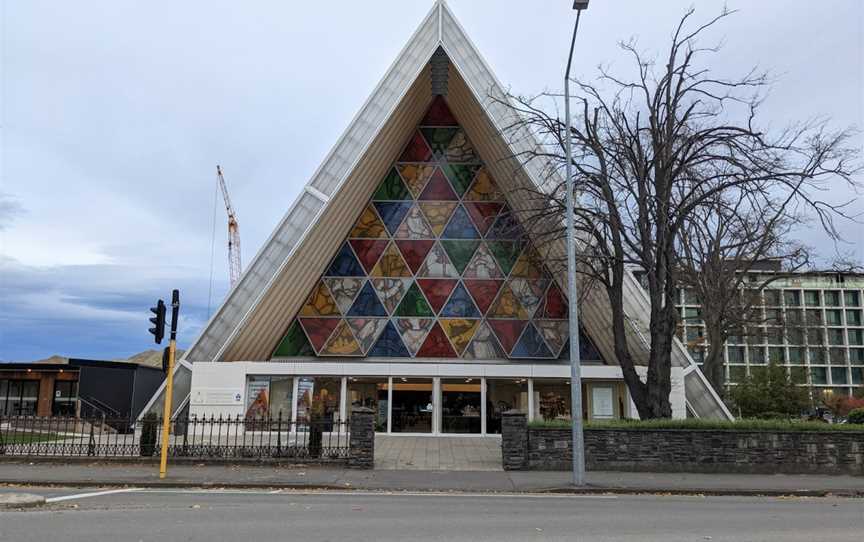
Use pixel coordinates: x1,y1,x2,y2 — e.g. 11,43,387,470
1,0,861,362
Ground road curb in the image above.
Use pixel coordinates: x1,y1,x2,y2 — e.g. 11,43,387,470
0,493,46,509
1,480,860,498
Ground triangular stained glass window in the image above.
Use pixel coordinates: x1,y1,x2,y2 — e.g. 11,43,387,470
349,205,388,238
463,279,503,316
440,283,481,318
416,321,458,358
367,321,411,357
420,127,460,157
440,164,480,197
543,283,568,319
399,131,433,162
422,95,458,126
463,243,504,279
347,318,389,355
320,320,363,356
347,281,388,317
419,202,458,236
511,322,553,359
462,321,506,360
464,202,502,236
299,281,340,317
440,240,479,275
464,169,504,201
326,243,366,277
444,131,479,163
442,205,480,239
373,201,413,235
370,278,412,315
395,240,435,274
488,319,528,355
394,205,435,239
486,241,522,276
397,164,436,199
324,278,365,315
439,319,479,356
370,242,412,278
416,242,460,278
396,318,435,355
273,320,315,357
299,318,342,353
394,282,434,317
349,239,389,274
373,168,411,201
418,169,458,201
416,278,458,315
487,282,529,319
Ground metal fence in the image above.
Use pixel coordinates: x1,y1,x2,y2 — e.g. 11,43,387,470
0,414,350,461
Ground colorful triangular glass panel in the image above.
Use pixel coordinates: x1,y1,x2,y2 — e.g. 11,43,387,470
542,283,568,319
399,130,433,162
320,320,363,356
439,319,479,356
373,201,412,235
511,322,553,359
463,321,506,360
395,240,435,273
273,320,315,357
299,281,340,317
349,204,388,238
418,168,458,201
488,319,527,354
440,283,481,318
487,206,525,240
397,164,435,198
349,239,388,274
509,278,548,318
416,242,460,278
464,201,503,236
324,278,365,315
463,279,503,315
369,242,412,277
373,168,411,201
416,278,458,314
511,246,546,279
535,320,569,357
347,318,389,355
394,205,435,239
326,242,366,277
370,278,412,315
393,281,434,317
420,127,460,156
419,202,457,236
416,321,458,358
487,241,522,276
298,318,341,353
445,130,479,163
440,240,479,274
395,318,435,355
464,169,504,201
463,242,504,279
346,281,388,317
421,95,458,126
487,282,529,319
441,164,480,197
367,321,411,358
442,205,480,239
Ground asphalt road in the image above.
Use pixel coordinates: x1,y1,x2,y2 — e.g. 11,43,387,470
1,487,861,542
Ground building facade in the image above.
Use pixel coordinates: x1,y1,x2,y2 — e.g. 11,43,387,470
673,271,864,396
142,2,731,432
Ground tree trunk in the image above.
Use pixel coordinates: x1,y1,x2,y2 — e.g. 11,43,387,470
702,321,727,397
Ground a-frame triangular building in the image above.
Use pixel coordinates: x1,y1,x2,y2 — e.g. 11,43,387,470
143,1,731,424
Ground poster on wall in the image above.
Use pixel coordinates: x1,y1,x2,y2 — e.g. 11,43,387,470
245,379,270,419
591,386,614,419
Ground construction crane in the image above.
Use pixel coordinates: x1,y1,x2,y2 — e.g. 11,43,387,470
216,165,242,287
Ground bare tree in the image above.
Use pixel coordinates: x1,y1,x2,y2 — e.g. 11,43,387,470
500,8,860,419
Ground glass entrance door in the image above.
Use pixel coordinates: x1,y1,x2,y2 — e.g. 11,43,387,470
441,379,481,433
390,378,432,433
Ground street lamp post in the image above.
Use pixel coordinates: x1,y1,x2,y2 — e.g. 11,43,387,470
565,0,588,487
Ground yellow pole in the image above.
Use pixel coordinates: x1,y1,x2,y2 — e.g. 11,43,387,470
158,339,176,479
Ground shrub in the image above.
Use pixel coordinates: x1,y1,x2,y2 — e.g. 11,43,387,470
847,408,864,425
729,362,809,418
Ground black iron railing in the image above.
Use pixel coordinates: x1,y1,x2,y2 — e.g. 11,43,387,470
0,413,349,461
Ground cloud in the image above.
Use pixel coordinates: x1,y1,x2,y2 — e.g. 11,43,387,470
0,193,26,230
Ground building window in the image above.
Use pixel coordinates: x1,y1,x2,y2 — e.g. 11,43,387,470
786,309,804,325
805,309,823,326
390,378,432,433
347,377,388,431
768,347,785,364
810,367,828,385
829,348,847,365
846,310,862,326
52,380,78,416
809,348,827,364
763,290,781,306
764,309,783,325
786,328,805,345
766,327,784,344
788,347,806,364
790,366,807,384
486,379,528,434
851,367,863,385
804,290,821,307
827,328,845,346
825,309,843,326
848,329,864,346
807,328,824,345
244,376,294,423
441,379,481,434
850,349,864,365
686,327,704,343
843,291,860,307
746,328,765,345
830,367,848,385
748,347,766,364
823,290,841,307
295,376,340,425
726,346,746,363
533,379,573,421
783,290,801,307
0,380,39,416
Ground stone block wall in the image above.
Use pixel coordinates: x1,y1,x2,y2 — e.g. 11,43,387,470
501,413,864,475
347,407,375,470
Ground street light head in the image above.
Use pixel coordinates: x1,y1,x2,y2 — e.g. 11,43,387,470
573,0,589,10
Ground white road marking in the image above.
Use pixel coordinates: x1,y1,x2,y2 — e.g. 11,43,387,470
46,488,141,503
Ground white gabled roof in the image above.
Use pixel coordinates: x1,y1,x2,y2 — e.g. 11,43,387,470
169,0,731,420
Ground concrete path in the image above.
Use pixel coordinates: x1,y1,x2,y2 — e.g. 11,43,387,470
0,461,861,497
374,435,502,471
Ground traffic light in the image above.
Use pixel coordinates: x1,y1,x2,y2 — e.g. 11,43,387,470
149,299,166,344
161,346,170,373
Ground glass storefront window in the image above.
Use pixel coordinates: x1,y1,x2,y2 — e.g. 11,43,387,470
347,377,388,431
1,380,40,416
295,377,341,425
533,379,573,421
0,380,8,415
52,380,78,416
485,379,528,434
390,378,432,433
441,379,481,434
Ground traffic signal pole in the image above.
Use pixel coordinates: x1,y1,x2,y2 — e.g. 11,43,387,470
158,289,180,479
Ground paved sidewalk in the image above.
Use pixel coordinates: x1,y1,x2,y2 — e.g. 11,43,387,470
0,461,860,497
375,435,501,471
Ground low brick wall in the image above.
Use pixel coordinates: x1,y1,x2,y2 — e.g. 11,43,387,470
501,413,864,475
347,407,375,470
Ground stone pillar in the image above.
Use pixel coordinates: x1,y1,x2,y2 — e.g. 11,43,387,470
348,407,375,470
501,410,528,470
